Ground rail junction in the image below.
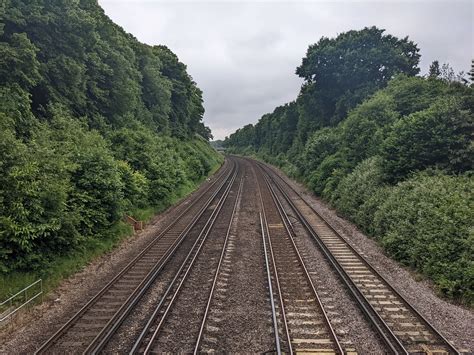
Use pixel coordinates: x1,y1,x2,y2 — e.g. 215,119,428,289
35,156,461,354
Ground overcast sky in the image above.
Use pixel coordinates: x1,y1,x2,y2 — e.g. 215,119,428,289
99,0,473,140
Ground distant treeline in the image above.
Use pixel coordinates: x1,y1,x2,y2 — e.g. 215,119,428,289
225,27,473,304
210,140,225,149
0,0,222,273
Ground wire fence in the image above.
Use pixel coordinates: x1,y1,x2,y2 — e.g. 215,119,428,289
0,279,43,324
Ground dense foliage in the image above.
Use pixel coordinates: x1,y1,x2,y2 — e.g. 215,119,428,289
225,28,473,303
0,0,222,273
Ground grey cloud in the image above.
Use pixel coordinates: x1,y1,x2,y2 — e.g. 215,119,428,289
100,0,473,139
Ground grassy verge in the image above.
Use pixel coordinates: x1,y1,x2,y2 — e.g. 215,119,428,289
0,159,223,303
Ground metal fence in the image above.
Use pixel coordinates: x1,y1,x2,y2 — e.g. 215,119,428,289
0,279,43,323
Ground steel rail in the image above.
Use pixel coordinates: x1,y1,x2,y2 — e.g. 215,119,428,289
256,167,293,355
259,212,282,355
257,159,460,355
130,163,241,355
132,166,239,355
192,175,244,354
35,159,233,355
261,160,405,353
260,168,344,355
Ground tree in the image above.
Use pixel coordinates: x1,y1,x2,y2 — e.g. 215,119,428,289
0,33,41,90
440,63,456,82
224,124,256,149
0,0,220,273
154,45,206,138
428,60,441,78
296,26,420,126
469,59,474,84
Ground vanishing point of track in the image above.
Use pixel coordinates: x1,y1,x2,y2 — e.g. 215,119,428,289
130,161,244,353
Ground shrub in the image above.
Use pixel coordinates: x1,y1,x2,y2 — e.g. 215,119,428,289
339,92,399,164
0,0,222,278
332,156,385,228
383,74,448,116
0,115,71,271
300,127,340,176
117,161,149,211
373,172,474,302
307,151,351,198
381,96,474,183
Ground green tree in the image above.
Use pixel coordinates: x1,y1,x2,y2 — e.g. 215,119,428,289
154,45,205,138
428,60,441,78
0,113,71,271
296,26,420,126
0,32,41,90
0,0,220,273
469,59,474,84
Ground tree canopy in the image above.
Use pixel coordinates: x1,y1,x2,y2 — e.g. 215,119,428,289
1,0,211,139
297,26,420,125
225,27,421,155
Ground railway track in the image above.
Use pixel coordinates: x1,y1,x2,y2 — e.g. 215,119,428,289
193,169,244,354
32,155,463,354
255,164,344,354
255,159,460,355
130,159,244,354
35,158,237,354
190,160,276,353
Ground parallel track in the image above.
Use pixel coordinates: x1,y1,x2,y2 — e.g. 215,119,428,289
255,164,343,354
193,175,244,354
34,155,461,354
130,161,243,354
256,159,460,355
35,159,236,354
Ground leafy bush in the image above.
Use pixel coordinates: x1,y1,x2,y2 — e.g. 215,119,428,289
332,156,385,226
307,151,351,198
300,127,340,176
383,75,448,116
226,52,473,302
0,111,221,273
339,92,399,164
0,115,70,270
381,96,474,183
0,1,222,280
373,172,473,302
117,161,149,210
